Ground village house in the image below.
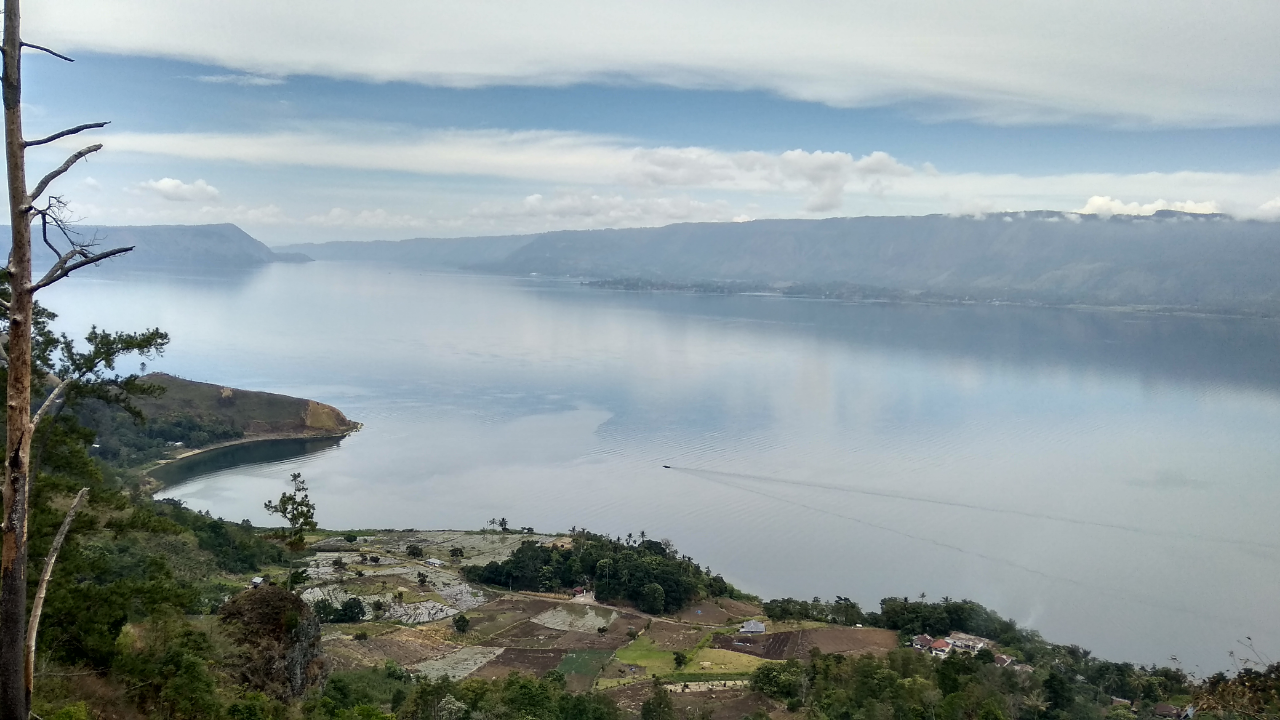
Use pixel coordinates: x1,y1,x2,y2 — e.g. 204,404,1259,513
993,653,1016,667
740,620,766,634
929,638,952,657
912,634,934,651
945,632,994,654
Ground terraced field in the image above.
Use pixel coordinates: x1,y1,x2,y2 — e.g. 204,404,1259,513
303,528,903,708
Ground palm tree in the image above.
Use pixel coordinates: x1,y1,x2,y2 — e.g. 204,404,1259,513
1023,690,1048,720
488,518,497,530
919,592,927,602
626,532,634,545
639,530,647,542
941,596,952,604
498,517,508,532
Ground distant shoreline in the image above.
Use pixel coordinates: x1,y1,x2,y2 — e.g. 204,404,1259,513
580,277,1280,322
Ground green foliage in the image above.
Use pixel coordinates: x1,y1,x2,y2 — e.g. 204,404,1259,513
397,672,619,720
406,544,423,558
764,595,865,626
639,582,666,614
750,659,806,700
640,681,677,720
453,613,471,634
312,665,415,719
111,613,222,720
462,532,707,613
46,702,90,720
314,597,367,623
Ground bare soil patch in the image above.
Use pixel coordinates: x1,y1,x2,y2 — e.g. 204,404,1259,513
467,596,560,638
606,683,778,720
552,629,633,651
413,646,505,680
797,627,898,657
479,620,568,649
530,604,618,633
645,620,706,651
472,648,568,680
717,598,763,619
322,625,459,672
711,630,802,660
675,601,731,625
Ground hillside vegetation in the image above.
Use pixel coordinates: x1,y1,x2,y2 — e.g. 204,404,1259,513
79,372,358,466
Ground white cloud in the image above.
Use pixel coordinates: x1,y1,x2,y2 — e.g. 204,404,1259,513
97,130,915,213
1074,196,1221,219
195,74,284,86
1258,197,1280,220
80,176,101,191
304,208,428,229
90,127,1280,221
473,192,740,228
132,177,221,202
26,0,1280,126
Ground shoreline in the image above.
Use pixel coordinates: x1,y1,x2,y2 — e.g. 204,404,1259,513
142,426,359,493
577,278,1280,322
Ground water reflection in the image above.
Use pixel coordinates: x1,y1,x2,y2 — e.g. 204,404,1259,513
149,436,347,488
39,264,1280,671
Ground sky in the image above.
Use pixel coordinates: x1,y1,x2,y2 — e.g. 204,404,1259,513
18,0,1280,244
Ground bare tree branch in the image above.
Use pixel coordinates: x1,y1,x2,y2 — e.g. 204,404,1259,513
23,488,88,696
18,43,72,62
27,144,102,205
29,376,73,430
24,122,107,148
30,245,132,292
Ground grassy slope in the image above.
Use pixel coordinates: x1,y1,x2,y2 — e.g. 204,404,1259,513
136,373,358,437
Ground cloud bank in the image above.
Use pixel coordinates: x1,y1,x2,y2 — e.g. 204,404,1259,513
26,0,1280,126
132,177,221,201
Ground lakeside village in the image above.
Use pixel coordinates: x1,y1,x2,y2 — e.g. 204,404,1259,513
213,522,1215,719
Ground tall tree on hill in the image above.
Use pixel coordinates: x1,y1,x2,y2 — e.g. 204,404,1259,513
1,4,138,718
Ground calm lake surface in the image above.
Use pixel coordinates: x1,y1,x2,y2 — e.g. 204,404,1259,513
43,262,1280,671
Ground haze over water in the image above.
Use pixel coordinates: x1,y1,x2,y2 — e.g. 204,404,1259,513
44,262,1280,672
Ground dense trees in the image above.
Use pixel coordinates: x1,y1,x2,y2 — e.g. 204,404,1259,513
462,532,721,613
395,672,619,720
764,595,865,626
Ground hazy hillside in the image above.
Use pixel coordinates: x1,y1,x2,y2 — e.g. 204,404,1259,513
469,212,1280,313
277,234,532,267
134,372,357,437
28,223,311,269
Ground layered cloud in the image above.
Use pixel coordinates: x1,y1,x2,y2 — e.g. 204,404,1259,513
131,177,221,201
26,0,1280,126
1075,196,1222,218
95,130,913,213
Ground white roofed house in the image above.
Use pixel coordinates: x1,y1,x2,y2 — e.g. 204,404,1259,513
740,620,766,634
945,632,994,654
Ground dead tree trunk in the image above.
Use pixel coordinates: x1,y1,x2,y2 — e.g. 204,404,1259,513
0,2,124,717
0,2,34,718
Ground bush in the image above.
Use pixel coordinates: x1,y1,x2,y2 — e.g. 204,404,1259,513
639,583,665,614
353,631,369,641
344,534,358,543
453,614,470,634
406,544,423,558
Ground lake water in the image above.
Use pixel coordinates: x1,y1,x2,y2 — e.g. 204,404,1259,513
43,262,1280,672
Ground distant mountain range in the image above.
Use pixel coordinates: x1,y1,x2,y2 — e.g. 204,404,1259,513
24,223,311,270
279,211,1280,315
13,214,1278,314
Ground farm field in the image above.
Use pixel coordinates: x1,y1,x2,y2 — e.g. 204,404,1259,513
298,528,904,715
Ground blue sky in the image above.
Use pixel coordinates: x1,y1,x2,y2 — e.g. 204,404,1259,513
19,0,1280,244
